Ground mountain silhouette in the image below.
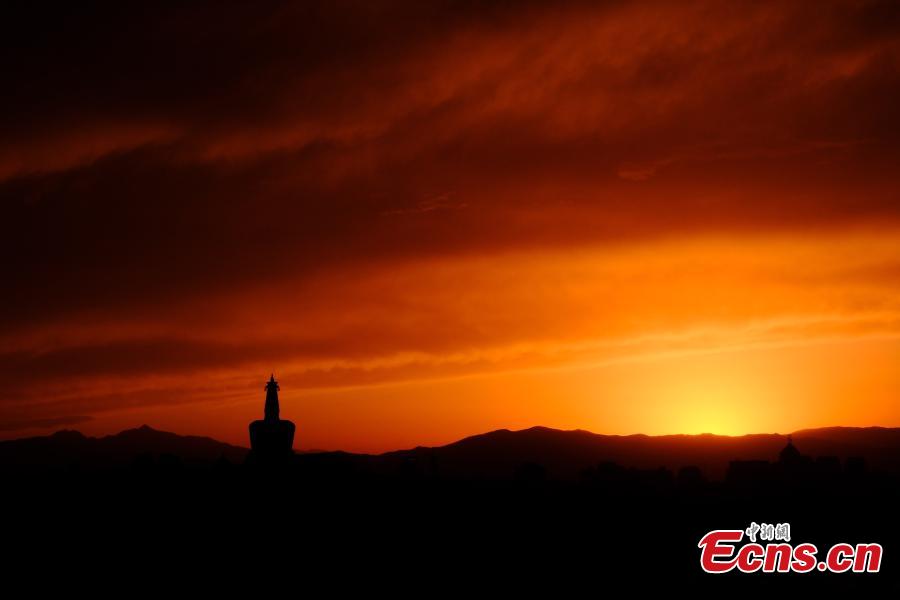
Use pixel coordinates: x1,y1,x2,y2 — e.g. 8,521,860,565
376,425,900,480
4,424,899,479
0,424,247,472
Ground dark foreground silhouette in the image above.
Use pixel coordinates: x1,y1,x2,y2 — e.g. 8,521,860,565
3,425,898,593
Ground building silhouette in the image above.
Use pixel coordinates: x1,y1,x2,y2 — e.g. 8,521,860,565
779,435,802,463
727,435,863,487
248,374,295,464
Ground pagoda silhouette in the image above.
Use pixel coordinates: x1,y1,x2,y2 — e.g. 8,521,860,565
248,374,295,464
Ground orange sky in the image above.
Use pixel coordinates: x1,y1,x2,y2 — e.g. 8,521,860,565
1,1,899,450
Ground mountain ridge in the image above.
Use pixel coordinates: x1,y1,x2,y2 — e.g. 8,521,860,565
0,424,249,470
3,424,900,479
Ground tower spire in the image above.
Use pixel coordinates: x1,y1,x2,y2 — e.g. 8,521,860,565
264,373,280,421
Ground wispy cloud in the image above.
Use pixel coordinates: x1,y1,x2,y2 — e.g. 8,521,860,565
2,1,900,442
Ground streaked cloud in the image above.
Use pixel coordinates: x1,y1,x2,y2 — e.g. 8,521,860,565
2,0,899,445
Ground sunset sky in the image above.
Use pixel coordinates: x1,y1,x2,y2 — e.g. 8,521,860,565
2,0,899,451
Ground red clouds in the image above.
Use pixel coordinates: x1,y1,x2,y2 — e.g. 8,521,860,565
1,1,900,445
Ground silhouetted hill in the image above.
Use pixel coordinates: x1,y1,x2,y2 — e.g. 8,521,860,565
4,424,900,480
0,424,247,472
375,425,900,480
